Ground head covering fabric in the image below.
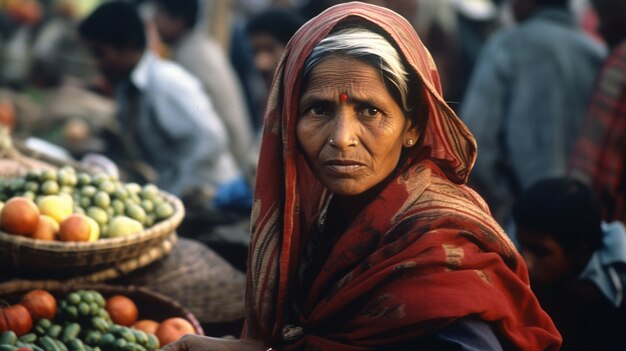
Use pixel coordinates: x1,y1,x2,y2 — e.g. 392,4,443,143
246,2,561,350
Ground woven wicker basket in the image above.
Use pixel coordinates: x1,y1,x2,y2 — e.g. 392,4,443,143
0,283,204,335
0,135,185,279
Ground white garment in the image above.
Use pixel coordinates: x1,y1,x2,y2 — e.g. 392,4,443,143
116,52,240,196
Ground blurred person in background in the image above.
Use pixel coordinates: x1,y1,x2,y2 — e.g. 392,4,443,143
242,6,304,185
78,1,241,205
461,0,605,235
514,177,626,351
245,6,305,111
569,0,626,223
153,0,255,178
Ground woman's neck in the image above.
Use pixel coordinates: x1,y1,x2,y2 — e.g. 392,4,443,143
329,182,385,231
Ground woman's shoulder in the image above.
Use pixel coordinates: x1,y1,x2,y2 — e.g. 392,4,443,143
413,166,494,217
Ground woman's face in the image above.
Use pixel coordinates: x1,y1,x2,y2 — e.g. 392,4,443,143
297,56,418,196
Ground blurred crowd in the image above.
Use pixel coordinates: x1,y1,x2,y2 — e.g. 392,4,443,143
1,0,626,349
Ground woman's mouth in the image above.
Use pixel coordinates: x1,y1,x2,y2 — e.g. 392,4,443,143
323,160,365,175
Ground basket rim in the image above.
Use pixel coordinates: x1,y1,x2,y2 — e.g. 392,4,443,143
0,191,185,252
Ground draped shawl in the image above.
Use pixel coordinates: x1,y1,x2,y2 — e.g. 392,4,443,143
245,2,562,350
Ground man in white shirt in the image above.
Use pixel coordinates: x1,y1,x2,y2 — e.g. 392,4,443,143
78,1,240,198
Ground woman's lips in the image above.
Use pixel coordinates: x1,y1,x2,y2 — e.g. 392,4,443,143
322,160,365,175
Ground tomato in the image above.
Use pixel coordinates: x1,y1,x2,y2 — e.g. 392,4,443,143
0,304,33,336
21,289,57,321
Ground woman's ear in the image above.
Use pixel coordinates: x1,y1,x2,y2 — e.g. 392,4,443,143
403,121,420,147
403,101,426,147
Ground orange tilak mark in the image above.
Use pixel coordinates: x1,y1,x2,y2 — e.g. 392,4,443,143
340,92,348,102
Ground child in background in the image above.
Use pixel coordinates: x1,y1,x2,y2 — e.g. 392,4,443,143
513,177,626,351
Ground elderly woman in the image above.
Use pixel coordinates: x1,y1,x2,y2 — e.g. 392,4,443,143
161,2,561,350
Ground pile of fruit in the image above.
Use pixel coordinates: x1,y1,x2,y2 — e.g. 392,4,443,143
0,166,175,241
0,289,197,351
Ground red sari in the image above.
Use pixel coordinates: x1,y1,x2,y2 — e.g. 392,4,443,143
245,2,561,350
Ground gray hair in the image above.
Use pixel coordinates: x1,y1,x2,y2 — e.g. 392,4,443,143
302,27,412,112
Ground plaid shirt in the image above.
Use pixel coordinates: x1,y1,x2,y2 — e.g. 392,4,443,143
570,40,626,221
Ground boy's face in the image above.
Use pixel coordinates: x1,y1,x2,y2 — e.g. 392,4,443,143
517,228,576,287
83,39,133,84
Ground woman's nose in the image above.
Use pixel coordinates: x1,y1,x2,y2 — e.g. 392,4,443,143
328,109,359,148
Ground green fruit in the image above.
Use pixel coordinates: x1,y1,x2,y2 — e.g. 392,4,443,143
67,292,81,305
52,339,68,351
87,207,108,227
67,339,84,351
58,169,77,187
89,302,100,315
78,173,92,186
61,323,81,343
26,169,42,181
130,331,147,347
108,216,143,238
125,204,145,224
21,191,36,200
81,290,95,303
81,186,97,198
18,333,37,344
94,293,106,308
60,186,74,194
41,180,59,195
93,192,110,209
113,339,127,351
139,200,153,213
91,318,110,333
41,170,57,182
150,196,164,206
80,197,92,209
155,202,174,220
140,184,159,200
83,331,102,346
24,181,39,193
37,319,52,330
38,336,61,351
91,174,110,187
125,183,141,195
47,325,62,339
111,199,126,215
144,214,154,227
112,185,128,201
145,335,158,351
65,306,79,320
119,330,135,344
98,334,115,348
99,181,116,195
0,331,17,346
78,302,90,316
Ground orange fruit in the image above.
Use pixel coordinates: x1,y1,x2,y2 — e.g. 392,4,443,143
132,319,159,335
1,197,40,236
20,289,57,322
155,317,195,346
31,215,59,241
0,304,32,336
105,295,138,327
59,214,91,242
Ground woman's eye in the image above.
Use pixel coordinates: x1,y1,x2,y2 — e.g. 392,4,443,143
304,105,331,117
361,106,381,118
